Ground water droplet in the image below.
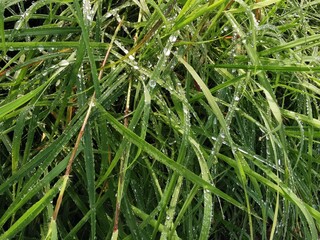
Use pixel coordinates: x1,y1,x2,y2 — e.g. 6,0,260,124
149,80,156,88
163,48,170,56
59,60,69,67
89,101,95,107
169,35,177,43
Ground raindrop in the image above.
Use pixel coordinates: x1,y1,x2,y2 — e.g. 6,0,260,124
169,35,177,43
149,80,156,88
89,101,95,107
59,60,69,67
163,48,170,56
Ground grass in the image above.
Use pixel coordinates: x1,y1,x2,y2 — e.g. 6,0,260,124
0,0,320,239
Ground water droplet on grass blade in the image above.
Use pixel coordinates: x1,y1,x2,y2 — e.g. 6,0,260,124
59,60,69,67
169,35,177,43
163,48,171,56
89,101,95,107
149,80,156,88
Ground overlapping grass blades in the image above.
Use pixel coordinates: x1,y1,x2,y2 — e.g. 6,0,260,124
1,0,320,239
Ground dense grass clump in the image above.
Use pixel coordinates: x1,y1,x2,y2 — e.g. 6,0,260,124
1,0,320,239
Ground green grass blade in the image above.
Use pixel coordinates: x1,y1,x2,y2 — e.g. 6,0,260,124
0,83,46,120
0,178,64,239
96,103,245,210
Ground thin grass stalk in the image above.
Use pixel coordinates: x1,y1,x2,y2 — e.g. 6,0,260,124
97,17,125,240
161,103,190,239
111,79,132,240
83,120,96,239
0,1,5,54
72,1,101,97
84,17,126,239
269,190,280,240
48,93,96,236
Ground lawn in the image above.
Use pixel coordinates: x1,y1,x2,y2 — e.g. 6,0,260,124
0,0,320,239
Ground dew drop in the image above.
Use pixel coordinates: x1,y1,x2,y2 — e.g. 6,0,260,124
149,80,156,88
169,35,177,43
59,60,69,67
163,48,170,56
89,101,95,107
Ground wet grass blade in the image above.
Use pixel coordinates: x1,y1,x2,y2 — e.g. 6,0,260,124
0,178,64,239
